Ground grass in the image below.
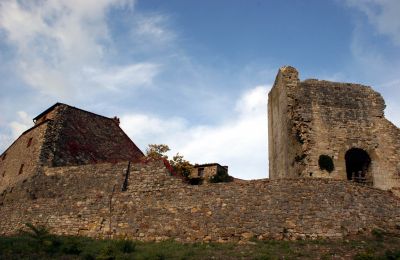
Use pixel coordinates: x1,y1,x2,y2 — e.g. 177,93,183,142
0,231,399,259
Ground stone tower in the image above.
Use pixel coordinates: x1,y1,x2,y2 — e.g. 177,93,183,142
268,66,400,193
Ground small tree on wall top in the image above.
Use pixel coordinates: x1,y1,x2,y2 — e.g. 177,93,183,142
169,153,193,178
145,144,193,178
145,144,170,160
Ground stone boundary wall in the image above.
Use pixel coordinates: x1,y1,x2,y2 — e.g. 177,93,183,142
0,160,399,242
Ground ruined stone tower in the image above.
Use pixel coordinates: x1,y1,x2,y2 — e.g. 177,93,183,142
268,66,400,193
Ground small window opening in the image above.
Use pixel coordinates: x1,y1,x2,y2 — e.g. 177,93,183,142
2,171,5,177
27,137,33,147
198,168,205,177
2,153,6,160
318,155,334,173
309,172,313,177
18,164,24,175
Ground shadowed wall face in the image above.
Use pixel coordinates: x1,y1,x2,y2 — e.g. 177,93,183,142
0,104,144,193
44,106,144,167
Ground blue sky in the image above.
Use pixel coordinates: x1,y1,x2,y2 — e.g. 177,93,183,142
1,0,399,179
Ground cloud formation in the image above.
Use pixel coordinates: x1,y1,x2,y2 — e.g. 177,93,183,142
121,85,270,180
0,0,159,98
345,0,400,45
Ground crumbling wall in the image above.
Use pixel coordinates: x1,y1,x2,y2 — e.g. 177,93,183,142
268,66,301,179
0,160,399,242
268,66,400,192
374,119,400,190
293,80,385,179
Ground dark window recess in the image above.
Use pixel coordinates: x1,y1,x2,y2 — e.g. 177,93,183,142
27,137,33,147
2,153,6,160
2,171,5,177
345,148,371,183
18,164,24,175
318,155,334,173
198,168,205,177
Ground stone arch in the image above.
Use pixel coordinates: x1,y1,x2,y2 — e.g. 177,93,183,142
345,148,371,183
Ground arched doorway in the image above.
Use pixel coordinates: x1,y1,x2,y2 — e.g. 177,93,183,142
345,148,371,183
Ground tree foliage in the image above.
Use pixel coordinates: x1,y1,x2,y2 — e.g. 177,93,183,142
169,153,193,178
145,144,170,160
209,167,233,183
145,144,193,178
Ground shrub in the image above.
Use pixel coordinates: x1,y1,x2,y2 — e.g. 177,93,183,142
318,155,334,173
60,237,82,255
371,228,385,241
385,249,400,260
188,177,203,185
209,167,233,183
115,239,136,253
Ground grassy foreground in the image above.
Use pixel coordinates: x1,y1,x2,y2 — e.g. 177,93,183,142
0,229,399,259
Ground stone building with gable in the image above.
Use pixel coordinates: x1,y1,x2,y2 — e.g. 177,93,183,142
0,103,144,193
268,66,400,194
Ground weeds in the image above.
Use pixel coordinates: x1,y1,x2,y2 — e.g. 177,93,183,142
0,224,400,259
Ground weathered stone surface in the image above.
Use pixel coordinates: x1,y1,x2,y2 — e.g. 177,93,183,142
0,160,399,242
268,66,400,193
0,103,144,193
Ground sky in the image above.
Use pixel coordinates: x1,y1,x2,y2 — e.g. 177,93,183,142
0,0,400,180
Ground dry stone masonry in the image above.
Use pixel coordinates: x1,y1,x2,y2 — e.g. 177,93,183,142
0,160,399,242
268,66,400,195
0,103,143,193
0,68,400,242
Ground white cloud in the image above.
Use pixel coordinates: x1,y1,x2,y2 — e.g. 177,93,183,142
9,111,32,139
120,85,270,180
135,14,175,44
0,0,160,98
344,0,400,119
345,0,400,45
83,63,160,91
385,101,400,128
120,114,187,148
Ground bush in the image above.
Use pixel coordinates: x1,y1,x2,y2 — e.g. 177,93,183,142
371,228,385,241
385,249,400,260
115,239,136,253
188,177,203,185
60,237,82,255
318,155,334,173
209,167,233,183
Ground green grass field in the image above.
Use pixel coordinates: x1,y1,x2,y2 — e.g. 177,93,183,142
0,226,399,259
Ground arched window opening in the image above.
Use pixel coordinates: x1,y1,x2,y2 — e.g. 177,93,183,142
345,148,371,184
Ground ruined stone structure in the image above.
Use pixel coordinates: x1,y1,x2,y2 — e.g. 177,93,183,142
268,66,400,195
1,160,399,242
190,163,228,181
0,103,144,193
0,72,399,242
